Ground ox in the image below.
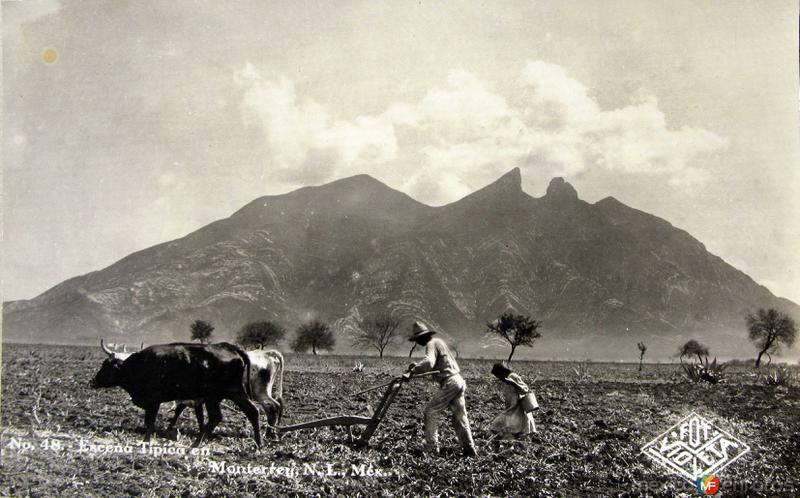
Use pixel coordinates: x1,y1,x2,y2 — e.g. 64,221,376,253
104,341,284,440
111,343,206,435
167,348,285,435
90,341,261,448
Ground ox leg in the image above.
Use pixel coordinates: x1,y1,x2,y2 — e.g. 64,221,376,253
143,404,159,443
193,403,205,433
168,403,188,439
230,393,262,449
253,394,281,429
193,399,222,448
276,396,284,426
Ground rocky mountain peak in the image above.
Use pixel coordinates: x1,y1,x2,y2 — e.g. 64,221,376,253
322,173,389,191
545,177,579,200
495,167,523,191
448,167,524,206
428,167,532,231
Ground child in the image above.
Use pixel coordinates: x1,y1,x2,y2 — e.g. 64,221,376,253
489,363,537,440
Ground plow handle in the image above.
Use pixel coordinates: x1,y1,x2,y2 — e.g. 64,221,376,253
353,370,442,397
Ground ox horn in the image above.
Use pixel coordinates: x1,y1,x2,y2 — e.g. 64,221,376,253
140,342,144,350
100,339,114,357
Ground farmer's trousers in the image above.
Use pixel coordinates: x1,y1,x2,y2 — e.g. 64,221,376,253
424,374,475,452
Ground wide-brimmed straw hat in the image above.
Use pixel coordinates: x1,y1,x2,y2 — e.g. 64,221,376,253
408,321,437,342
491,362,512,380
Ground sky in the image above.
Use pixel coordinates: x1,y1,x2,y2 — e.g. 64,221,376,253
3,1,799,304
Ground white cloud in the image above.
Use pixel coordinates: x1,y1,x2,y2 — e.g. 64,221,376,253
417,69,520,143
517,61,729,180
235,61,728,204
519,61,599,129
234,62,398,183
586,99,729,174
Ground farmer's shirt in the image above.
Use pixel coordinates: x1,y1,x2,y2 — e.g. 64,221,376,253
411,337,460,384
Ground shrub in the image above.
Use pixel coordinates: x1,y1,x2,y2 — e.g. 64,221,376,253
190,320,214,344
486,312,542,362
760,365,794,386
573,361,592,381
682,356,727,384
237,321,285,349
293,320,335,355
746,308,797,367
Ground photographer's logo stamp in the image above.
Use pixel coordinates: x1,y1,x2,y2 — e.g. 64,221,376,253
641,412,750,482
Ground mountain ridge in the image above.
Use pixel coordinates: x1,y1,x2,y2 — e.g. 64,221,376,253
4,169,797,360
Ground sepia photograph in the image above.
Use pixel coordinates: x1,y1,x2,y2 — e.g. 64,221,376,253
2,1,799,496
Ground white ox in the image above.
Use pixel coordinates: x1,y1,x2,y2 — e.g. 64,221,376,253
103,341,284,435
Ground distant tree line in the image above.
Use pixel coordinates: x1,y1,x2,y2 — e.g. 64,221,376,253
186,305,797,368
188,318,338,354
674,307,797,368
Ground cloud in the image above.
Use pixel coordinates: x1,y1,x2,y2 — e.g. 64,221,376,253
235,60,728,204
416,69,519,143
234,63,398,183
519,61,599,129
517,61,729,179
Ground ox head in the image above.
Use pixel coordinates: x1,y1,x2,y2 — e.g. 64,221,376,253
89,339,126,388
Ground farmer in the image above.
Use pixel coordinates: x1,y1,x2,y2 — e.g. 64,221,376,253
489,362,537,440
405,321,478,457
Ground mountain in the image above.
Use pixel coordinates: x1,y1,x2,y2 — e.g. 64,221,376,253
4,169,798,359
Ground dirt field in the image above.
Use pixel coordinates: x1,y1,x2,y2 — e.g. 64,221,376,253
1,343,799,497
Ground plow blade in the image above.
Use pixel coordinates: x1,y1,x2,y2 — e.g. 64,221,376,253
275,372,439,444
276,415,372,433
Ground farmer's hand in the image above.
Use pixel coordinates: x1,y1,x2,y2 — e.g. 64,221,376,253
401,372,412,381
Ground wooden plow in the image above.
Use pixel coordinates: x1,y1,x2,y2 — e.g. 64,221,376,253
275,370,440,447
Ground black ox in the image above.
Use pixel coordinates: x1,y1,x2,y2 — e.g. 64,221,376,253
90,341,261,448
167,348,285,437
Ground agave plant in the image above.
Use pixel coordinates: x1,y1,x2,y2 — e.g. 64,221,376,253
682,355,728,384
760,365,794,386
573,361,592,381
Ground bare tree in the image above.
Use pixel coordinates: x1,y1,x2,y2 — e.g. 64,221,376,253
190,320,214,344
637,341,647,372
237,321,285,349
352,314,401,358
486,311,542,362
747,308,797,367
678,339,709,363
293,320,336,355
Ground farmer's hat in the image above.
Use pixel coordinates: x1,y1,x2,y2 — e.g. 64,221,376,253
491,362,512,380
409,321,437,342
